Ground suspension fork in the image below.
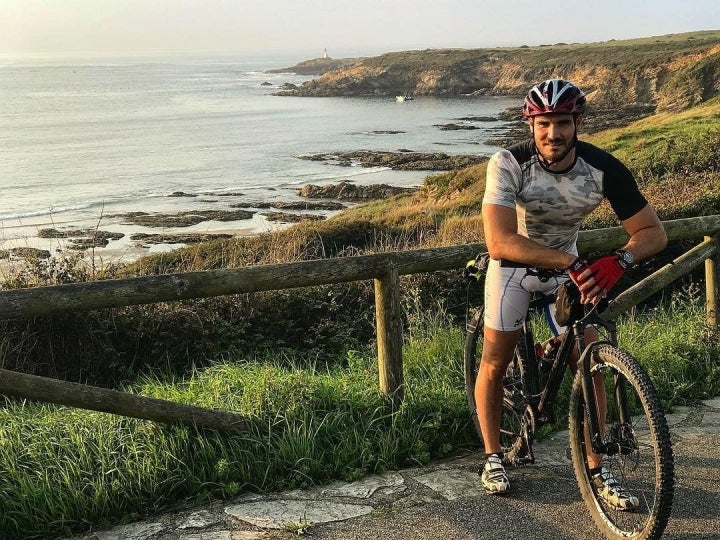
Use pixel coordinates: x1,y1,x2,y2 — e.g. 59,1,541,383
578,347,626,455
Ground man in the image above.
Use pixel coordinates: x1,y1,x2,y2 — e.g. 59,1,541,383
477,79,667,508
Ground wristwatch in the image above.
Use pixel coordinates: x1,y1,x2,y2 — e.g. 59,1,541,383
616,249,634,269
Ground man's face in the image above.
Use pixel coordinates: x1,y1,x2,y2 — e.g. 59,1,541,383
530,113,580,169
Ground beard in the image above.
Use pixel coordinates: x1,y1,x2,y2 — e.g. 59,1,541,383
537,137,574,166
536,139,573,163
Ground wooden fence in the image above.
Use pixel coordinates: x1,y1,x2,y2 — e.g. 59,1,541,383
2,215,720,430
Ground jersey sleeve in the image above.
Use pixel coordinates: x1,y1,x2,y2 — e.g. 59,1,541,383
602,154,648,221
482,150,522,209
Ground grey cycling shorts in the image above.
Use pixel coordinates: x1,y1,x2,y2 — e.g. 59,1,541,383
483,258,568,333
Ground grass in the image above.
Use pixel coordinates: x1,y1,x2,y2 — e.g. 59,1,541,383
1,292,718,539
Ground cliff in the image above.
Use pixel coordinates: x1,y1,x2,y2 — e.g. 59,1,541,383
276,31,720,113
266,56,363,76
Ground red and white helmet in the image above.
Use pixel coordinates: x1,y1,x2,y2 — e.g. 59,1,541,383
522,79,586,118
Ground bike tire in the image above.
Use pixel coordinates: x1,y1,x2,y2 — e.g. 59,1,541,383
568,344,674,540
464,306,530,458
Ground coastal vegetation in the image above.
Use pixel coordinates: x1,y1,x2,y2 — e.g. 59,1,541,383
1,32,720,538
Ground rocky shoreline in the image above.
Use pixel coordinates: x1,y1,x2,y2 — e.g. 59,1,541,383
2,102,646,264
0,181,423,262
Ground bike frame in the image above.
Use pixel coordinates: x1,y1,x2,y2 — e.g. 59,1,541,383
522,300,621,457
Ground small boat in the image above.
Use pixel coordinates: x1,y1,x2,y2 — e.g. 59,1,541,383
395,93,414,102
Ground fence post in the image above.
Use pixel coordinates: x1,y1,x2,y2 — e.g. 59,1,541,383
374,264,404,402
705,235,720,334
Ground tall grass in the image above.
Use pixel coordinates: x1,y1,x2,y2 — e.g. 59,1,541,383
1,292,718,539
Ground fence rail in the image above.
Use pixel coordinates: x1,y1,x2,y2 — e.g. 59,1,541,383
1,215,720,428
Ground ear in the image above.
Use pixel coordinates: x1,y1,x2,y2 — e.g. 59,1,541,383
574,114,584,128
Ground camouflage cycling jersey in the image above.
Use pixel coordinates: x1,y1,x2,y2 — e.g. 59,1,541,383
482,140,647,254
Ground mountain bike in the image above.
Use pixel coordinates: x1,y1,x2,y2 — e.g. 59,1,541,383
463,254,674,540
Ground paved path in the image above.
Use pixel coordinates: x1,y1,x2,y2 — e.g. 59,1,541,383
68,398,720,540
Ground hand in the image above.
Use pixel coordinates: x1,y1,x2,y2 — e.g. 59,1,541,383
588,254,626,293
566,257,591,286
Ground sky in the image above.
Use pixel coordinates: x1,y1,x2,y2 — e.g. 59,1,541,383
2,0,719,61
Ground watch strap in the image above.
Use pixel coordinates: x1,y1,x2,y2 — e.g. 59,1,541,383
615,249,633,270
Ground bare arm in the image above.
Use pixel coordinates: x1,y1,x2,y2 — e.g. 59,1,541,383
578,203,667,302
482,203,577,269
617,204,667,261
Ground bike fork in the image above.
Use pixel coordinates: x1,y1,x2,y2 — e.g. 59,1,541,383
577,343,608,456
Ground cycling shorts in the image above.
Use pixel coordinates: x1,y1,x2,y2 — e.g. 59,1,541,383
483,258,569,334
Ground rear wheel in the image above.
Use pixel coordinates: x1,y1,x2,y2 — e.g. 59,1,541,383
568,345,674,540
464,307,531,462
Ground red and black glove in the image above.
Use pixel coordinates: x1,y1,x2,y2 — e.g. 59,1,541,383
566,257,590,286
587,254,626,292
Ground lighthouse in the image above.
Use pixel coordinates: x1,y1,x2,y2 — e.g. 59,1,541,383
323,48,328,59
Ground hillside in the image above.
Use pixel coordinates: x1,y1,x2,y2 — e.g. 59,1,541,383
266,56,363,75
277,31,720,113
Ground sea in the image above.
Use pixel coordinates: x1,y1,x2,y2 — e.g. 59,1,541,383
0,55,519,262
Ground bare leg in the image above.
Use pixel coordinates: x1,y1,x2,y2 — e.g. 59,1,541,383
475,327,521,453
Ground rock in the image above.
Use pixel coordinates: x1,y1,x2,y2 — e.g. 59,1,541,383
260,81,273,86
8,247,51,259
129,233,233,245
457,116,499,122
68,238,111,250
225,500,373,529
297,150,486,171
298,181,415,200
229,201,345,211
230,202,273,209
168,191,197,197
272,201,346,211
38,228,125,241
434,123,480,131
262,212,326,223
112,210,255,227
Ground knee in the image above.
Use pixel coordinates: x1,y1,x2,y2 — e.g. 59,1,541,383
480,351,511,378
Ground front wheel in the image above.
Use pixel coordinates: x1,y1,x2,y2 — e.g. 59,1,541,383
568,345,674,540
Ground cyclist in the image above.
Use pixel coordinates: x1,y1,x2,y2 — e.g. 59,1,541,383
477,78,667,508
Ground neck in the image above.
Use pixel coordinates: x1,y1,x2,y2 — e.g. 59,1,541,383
541,147,576,171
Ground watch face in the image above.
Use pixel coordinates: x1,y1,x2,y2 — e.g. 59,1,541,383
619,250,633,264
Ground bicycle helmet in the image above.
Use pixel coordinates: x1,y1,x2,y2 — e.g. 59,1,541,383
523,79,586,118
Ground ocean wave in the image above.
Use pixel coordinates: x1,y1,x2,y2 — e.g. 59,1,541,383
0,203,94,221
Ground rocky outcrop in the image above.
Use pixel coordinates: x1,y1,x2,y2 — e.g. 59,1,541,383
0,247,51,260
130,233,233,245
298,181,416,200
262,212,327,223
276,32,720,113
266,56,363,76
229,201,347,211
298,150,488,171
37,228,126,250
109,210,255,228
